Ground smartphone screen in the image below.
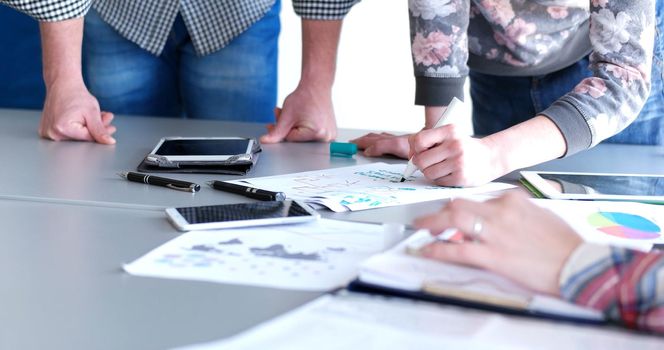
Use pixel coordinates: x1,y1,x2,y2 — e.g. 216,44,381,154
166,201,319,231
155,139,251,156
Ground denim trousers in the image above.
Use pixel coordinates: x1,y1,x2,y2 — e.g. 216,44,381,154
82,1,281,123
470,2,664,145
0,7,44,109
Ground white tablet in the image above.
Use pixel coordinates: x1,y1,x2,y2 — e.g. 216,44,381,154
520,171,664,203
147,137,256,163
165,200,320,231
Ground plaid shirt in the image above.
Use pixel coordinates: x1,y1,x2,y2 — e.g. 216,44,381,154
2,0,360,55
560,243,664,333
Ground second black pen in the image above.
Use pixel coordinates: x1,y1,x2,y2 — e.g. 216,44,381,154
118,172,201,193
207,180,286,201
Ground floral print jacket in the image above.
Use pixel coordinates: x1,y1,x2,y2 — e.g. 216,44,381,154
410,0,656,155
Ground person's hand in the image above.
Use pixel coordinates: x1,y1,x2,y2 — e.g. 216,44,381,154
408,125,503,187
260,86,336,143
39,79,116,144
413,191,583,295
350,132,411,159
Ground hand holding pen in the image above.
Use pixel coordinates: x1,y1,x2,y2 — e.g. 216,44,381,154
401,97,462,182
400,97,499,187
118,172,201,193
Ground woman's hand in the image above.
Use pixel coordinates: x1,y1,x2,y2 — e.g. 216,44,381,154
350,125,504,187
413,191,583,295
408,124,504,187
350,132,412,159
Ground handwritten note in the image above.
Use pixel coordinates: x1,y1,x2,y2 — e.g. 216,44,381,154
229,163,513,212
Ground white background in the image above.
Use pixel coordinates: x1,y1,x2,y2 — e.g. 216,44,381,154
277,0,473,135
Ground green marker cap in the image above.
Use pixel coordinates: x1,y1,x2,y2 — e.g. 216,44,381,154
330,142,357,157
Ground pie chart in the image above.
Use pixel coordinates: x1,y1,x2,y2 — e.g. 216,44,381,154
588,212,661,240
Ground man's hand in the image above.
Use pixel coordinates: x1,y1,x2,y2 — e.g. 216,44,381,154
261,85,336,143
39,79,116,144
39,17,116,144
350,132,411,159
261,19,341,143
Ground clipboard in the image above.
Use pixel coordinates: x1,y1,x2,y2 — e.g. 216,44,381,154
347,279,604,325
351,230,605,325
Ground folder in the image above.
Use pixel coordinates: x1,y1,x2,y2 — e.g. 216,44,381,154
349,230,605,324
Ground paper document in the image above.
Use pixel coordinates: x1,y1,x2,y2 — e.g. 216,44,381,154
357,230,603,321
463,195,664,251
124,219,385,291
532,198,664,251
179,293,662,350
228,163,513,212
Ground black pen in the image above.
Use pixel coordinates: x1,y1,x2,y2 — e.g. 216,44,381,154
207,180,286,201
118,172,201,193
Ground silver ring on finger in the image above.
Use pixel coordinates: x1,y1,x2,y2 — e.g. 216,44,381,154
472,217,484,238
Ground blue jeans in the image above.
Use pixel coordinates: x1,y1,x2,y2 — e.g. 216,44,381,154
0,7,45,109
470,2,664,145
82,2,280,122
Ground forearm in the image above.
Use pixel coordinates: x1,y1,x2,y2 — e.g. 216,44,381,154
299,20,342,91
482,115,567,176
40,18,85,89
260,18,343,143
424,106,445,129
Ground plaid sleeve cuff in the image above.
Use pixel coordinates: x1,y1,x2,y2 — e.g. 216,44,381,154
558,242,614,301
2,0,90,21
292,0,360,20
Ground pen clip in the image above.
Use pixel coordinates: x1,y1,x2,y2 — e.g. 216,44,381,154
166,184,198,193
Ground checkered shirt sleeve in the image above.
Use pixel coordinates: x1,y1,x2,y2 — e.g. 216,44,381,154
1,0,90,21
292,0,360,20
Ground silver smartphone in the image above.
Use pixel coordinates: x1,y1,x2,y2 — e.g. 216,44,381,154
165,200,320,231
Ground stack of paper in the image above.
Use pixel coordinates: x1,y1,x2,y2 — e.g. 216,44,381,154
179,293,662,350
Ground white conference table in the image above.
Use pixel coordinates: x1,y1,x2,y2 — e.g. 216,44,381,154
0,108,662,349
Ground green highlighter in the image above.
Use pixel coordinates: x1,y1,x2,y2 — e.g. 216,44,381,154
330,142,358,158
